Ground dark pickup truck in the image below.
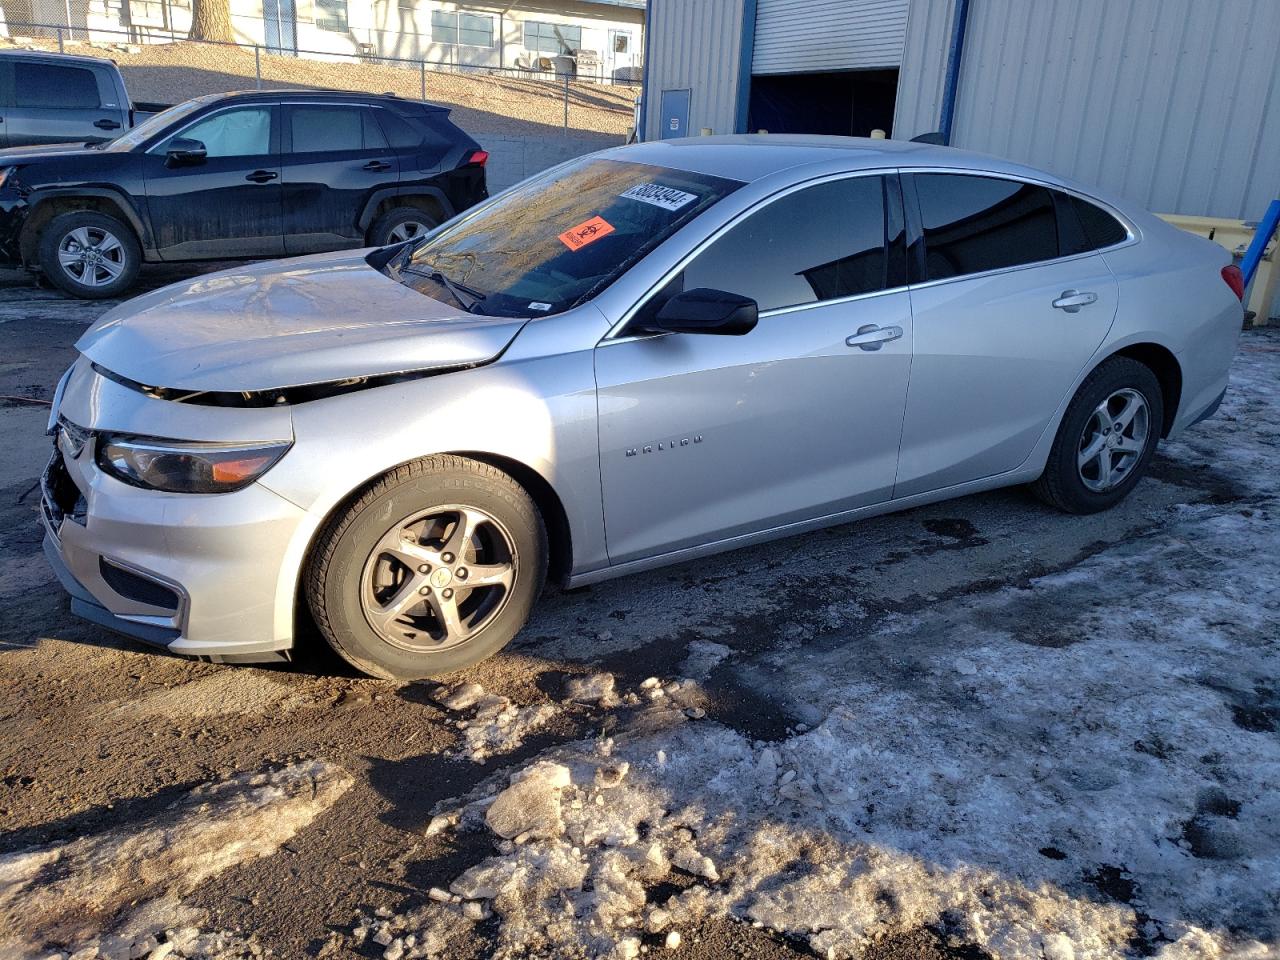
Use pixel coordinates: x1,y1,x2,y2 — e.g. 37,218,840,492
0,49,166,147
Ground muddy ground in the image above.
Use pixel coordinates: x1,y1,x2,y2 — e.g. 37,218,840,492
0,265,1273,959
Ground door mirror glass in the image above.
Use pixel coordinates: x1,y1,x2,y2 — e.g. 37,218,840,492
650,288,758,336
165,137,207,166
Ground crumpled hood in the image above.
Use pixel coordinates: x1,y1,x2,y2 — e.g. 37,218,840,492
77,251,528,393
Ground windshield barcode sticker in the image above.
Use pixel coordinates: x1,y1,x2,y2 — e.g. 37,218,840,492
620,183,698,211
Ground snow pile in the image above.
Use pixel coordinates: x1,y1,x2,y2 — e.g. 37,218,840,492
0,761,352,959
429,681,558,762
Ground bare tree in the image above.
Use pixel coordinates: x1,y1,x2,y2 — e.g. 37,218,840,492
189,0,233,42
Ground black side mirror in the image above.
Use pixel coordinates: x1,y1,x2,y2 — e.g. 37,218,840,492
165,137,207,166
650,288,758,336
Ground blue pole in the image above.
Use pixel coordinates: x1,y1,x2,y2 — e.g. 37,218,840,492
636,0,653,141
1241,199,1280,288
734,0,759,134
939,0,971,145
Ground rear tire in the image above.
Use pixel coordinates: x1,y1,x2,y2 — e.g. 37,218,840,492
368,206,439,247
305,456,547,680
1032,356,1164,514
37,210,140,299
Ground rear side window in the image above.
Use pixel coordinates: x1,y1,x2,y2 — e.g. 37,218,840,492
376,109,427,149
1068,194,1129,250
290,105,388,152
914,173,1059,281
14,62,101,109
682,175,896,312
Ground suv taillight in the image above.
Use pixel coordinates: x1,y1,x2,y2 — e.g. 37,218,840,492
463,150,489,167
1221,264,1245,301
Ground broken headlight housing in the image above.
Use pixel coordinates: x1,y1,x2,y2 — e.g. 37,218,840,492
96,434,292,493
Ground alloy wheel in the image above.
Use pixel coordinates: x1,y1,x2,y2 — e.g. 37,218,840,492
1077,387,1150,492
387,220,430,244
360,505,517,651
57,225,127,288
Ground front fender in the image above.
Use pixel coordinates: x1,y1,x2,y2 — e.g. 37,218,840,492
258,343,607,600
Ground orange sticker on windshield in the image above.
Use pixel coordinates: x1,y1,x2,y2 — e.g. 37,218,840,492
559,216,615,251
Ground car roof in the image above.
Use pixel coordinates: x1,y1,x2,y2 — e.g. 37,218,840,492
0,48,117,68
607,134,1073,189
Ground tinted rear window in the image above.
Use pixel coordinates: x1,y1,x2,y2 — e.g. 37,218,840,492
914,173,1059,281
1069,194,1128,250
290,105,387,152
14,62,100,109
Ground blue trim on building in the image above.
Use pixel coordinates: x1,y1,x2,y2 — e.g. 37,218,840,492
939,0,970,145
637,0,653,140
734,0,758,134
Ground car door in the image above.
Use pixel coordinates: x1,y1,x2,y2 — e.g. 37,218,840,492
595,173,914,565
4,59,122,146
893,172,1120,498
142,103,284,260
281,102,399,254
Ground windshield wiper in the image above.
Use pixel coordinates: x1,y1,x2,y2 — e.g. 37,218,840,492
403,265,487,312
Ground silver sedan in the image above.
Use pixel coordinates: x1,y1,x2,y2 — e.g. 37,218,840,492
41,136,1244,678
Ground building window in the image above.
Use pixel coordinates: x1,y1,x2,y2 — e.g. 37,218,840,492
315,0,348,32
432,9,494,47
524,20,581,55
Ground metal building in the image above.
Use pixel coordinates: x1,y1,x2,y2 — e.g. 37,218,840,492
640,0,1280,219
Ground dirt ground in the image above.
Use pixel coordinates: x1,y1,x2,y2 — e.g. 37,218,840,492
0,263,1275,960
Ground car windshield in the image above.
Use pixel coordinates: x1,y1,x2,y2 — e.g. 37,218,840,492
389,157,743,317
104,98,211,152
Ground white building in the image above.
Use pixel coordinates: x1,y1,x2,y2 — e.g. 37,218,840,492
9,0,644,82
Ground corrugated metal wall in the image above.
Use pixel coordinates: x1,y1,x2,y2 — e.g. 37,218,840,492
642,0,748,141
752,0,908,74
895,0,1280,219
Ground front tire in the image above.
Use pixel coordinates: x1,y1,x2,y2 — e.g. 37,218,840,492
1032,356,1164,514
37,211,141,299
305,456,547,679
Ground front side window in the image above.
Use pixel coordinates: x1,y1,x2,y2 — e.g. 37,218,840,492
679,176,897,313
914,173,1059,281
524,21,581,54
389,157,742,316
161,107,272,158
315,0,348,32
289,105,387,152
14,63,100,109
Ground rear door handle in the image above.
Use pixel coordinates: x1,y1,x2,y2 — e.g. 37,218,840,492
245,170,279,183
94,118,121,130
845,324,904,351
362,159,392,171
1052,289,1098,312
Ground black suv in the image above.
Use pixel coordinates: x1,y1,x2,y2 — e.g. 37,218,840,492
0,89,488,298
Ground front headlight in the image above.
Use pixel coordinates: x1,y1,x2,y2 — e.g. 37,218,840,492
96,435,292,493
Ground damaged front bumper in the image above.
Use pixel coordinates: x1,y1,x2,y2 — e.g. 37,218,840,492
39,358,314,663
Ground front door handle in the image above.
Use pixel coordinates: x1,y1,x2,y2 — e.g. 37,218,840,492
94,118,121,130
362,159,392,172
1052,289,1098,312
245,170,279,183
845,324,904,351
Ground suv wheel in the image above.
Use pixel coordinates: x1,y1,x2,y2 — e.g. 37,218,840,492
306,455,547,679
1032,356,1164,514
369,206,438,247
38,211,141,299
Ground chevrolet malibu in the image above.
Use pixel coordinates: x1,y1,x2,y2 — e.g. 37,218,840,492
40,136,1244,679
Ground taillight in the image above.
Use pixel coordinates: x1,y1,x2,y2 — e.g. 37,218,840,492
465,150,488,167
1221,264,1245,301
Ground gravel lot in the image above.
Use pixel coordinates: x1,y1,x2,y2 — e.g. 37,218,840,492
0,265,1276,960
